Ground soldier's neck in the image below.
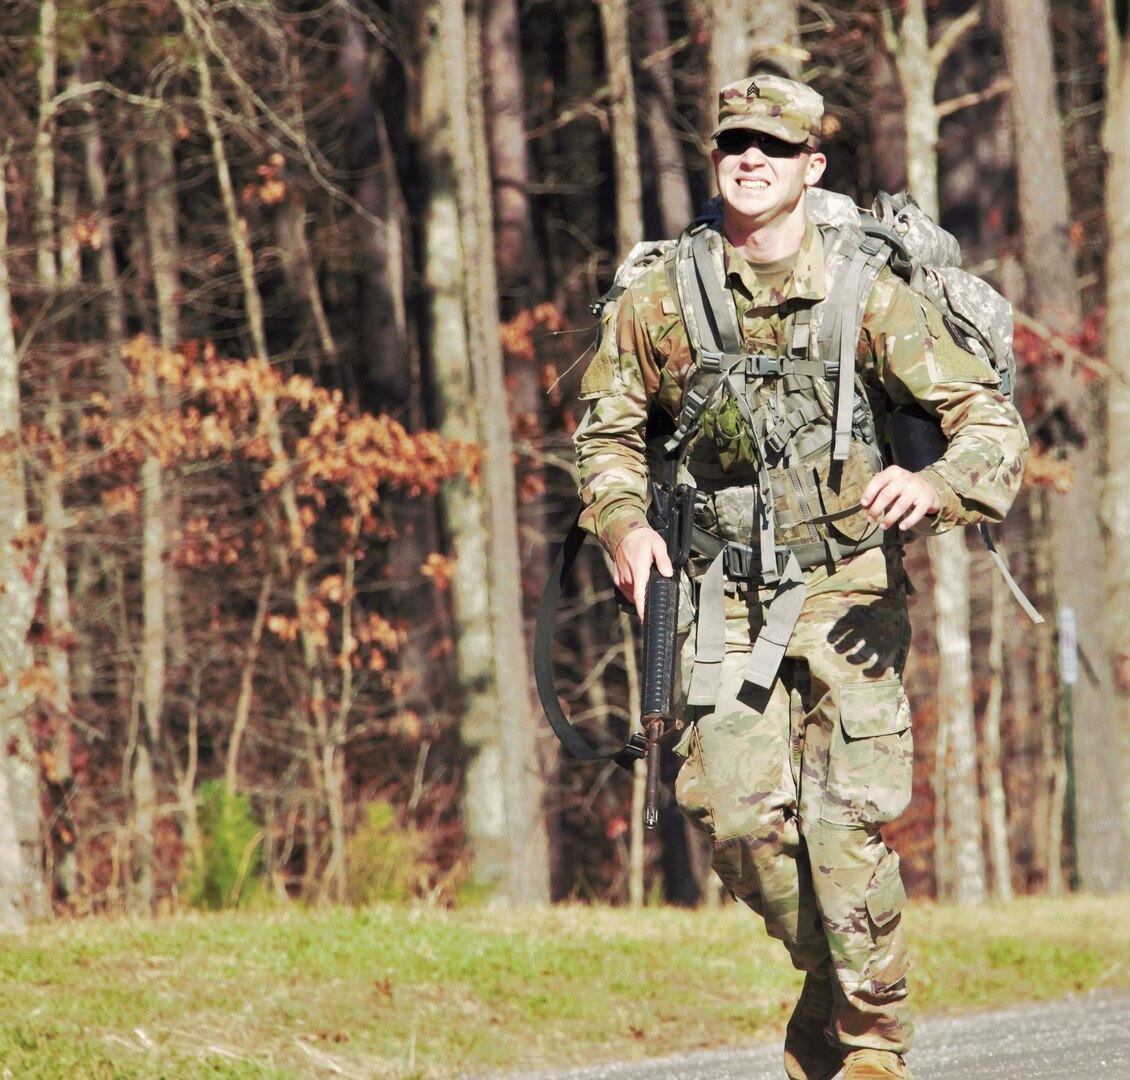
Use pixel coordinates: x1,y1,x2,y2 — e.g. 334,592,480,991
723,202,807,265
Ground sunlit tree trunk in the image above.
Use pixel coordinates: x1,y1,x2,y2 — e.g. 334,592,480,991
0,147,48,928
422,0,549,905
141,128,189,662
1098,0,1130,894
34,0,75,913
709,0,802,95
1003,0,1120,893
891,0,986,904
983,567,1013,900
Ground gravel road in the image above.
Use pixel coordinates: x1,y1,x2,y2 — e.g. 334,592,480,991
473,991,1130,1080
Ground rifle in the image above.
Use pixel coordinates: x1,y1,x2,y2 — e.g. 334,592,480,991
639,473,694,828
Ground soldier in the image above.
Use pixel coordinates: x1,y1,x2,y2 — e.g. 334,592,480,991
572,75,1028,1080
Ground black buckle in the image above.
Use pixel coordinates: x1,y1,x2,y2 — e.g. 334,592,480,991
723,543,758,581
749,353,783,377
622,732,648,761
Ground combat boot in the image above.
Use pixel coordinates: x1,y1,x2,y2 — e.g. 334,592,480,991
842,1048,913,1079
783,968,843,1080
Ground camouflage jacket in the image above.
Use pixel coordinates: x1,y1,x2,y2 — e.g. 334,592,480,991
573,217,1029,557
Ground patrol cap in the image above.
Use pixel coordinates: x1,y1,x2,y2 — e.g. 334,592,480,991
711,75,824,149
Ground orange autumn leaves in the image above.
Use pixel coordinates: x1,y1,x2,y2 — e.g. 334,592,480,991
75,335,476,672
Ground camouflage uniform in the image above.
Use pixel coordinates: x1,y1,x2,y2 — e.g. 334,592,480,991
572,80,1027,1063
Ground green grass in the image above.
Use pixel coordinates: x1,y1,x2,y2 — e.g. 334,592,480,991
0,896,1126,1078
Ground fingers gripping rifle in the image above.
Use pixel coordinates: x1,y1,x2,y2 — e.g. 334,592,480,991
640,471,694,828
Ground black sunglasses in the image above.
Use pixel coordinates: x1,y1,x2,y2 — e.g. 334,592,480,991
715,129,808,158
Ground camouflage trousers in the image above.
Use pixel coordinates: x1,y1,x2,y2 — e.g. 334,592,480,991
675,546,915,1054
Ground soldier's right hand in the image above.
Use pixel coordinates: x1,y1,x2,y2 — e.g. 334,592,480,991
613,526,673,620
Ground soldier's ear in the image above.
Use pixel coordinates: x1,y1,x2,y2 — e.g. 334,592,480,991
804,152,827,187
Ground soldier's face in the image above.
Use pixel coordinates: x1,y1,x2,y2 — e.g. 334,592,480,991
711,131,826,233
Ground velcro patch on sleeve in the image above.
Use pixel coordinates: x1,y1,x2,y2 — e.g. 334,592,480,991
579,348,624,399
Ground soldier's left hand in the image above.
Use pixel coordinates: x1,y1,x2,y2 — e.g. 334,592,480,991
860,465,940,531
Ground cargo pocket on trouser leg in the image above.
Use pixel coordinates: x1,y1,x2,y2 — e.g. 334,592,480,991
864,852,911,1007
821,679,913,827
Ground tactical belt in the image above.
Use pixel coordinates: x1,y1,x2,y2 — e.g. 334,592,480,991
684,519,894,706
690,523,890,582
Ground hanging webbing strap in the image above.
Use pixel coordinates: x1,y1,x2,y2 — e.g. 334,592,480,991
978,524,1045,624
744,552,807,689
685,550,727,706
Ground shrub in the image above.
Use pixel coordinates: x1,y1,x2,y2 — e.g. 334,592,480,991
187,779,264,909
346,801,430,905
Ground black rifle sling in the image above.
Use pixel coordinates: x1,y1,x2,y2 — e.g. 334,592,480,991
534,510,647,771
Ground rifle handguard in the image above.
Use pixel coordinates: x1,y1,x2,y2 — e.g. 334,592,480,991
641,567,680,723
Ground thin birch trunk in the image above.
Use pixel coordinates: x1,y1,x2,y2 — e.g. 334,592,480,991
0,148,48,927
141,131,189,670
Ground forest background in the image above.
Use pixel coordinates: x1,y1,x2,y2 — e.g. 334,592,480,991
0,0,1128,925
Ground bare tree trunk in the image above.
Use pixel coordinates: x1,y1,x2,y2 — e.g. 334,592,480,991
598,0,643,258
983,564,1013,900
1003,0,1120,893
32,0,72,914
894,0,986,903
484,0,536,299
141,130,189,671
0,149,48,926
638,0,693,237
710,0,802,94
1098,0,1130,894
423,0,549,905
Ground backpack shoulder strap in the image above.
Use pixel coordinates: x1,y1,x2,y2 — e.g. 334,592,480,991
663,222,743,455
816,225,893,461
